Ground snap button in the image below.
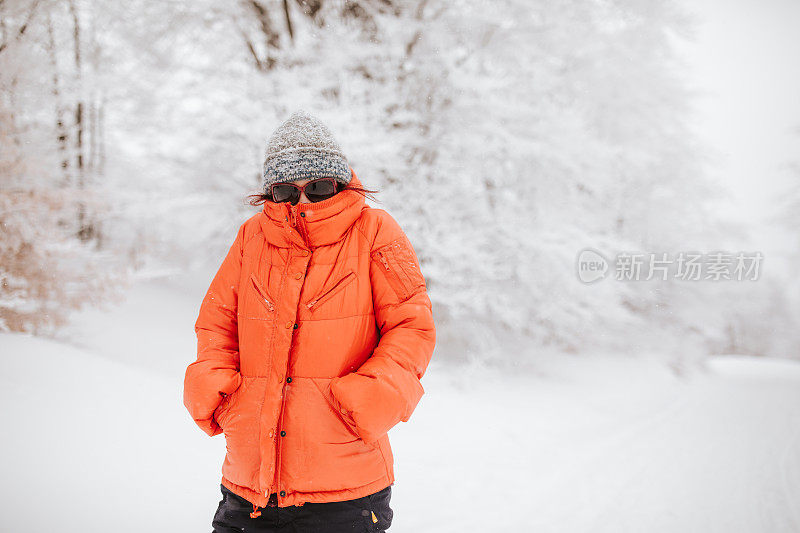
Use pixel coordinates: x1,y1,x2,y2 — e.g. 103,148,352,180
280,430,286,437
280,490,286,497
293,323,298,330
300,212,306,217
286,376,292,383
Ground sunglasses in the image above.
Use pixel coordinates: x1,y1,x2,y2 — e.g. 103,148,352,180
269,178,339,205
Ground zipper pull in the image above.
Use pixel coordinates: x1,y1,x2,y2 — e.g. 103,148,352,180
377,251,391,271
371,511,378,523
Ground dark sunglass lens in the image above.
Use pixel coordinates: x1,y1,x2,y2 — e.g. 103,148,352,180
305,180,337,202
272,184,299,204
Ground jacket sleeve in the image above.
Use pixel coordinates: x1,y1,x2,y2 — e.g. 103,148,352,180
183,224,245,436
329,211,436,445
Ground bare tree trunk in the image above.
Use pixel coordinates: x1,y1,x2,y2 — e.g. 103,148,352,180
1,2,7,48
88,100,96,172
87,5,104,250
87,3,98,175
45,12,71,190
240,0,280,71
68,0,95,243
282,0,293,42
230,12,266,71
97,95,106,174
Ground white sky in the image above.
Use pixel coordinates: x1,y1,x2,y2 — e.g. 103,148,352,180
676,0,800,229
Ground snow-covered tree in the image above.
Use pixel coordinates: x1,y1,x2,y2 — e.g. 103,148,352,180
5,0,792,365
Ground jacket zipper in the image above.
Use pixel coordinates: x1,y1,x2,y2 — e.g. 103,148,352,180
250,274,275,311
289,204,311,248
377,251,391,271
375,250,409,300
306,271,356,310
274,376,289,507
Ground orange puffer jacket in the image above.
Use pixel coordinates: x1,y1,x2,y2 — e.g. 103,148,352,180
183,168,436,514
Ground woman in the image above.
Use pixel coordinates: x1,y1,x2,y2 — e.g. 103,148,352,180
183,110,437,533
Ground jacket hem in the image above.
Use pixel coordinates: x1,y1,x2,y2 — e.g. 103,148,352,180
220,472,394,509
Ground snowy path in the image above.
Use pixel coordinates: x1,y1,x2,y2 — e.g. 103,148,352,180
1,273,799,533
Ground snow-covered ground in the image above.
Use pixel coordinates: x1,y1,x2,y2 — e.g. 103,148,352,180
2,272,799,533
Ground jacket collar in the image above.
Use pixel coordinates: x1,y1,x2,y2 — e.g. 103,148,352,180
258,167,367,249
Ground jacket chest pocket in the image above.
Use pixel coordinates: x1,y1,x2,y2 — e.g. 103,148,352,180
305,270,357,312
371,238,426,302
239,273,276,319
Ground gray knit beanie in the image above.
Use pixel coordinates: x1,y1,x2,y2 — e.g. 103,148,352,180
262,110,352,191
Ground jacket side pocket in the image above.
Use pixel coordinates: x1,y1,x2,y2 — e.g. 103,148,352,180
311,377,372,447
366,485,393,531
213,377,244,429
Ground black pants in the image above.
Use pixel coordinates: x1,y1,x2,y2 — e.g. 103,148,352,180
212,483,393,532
